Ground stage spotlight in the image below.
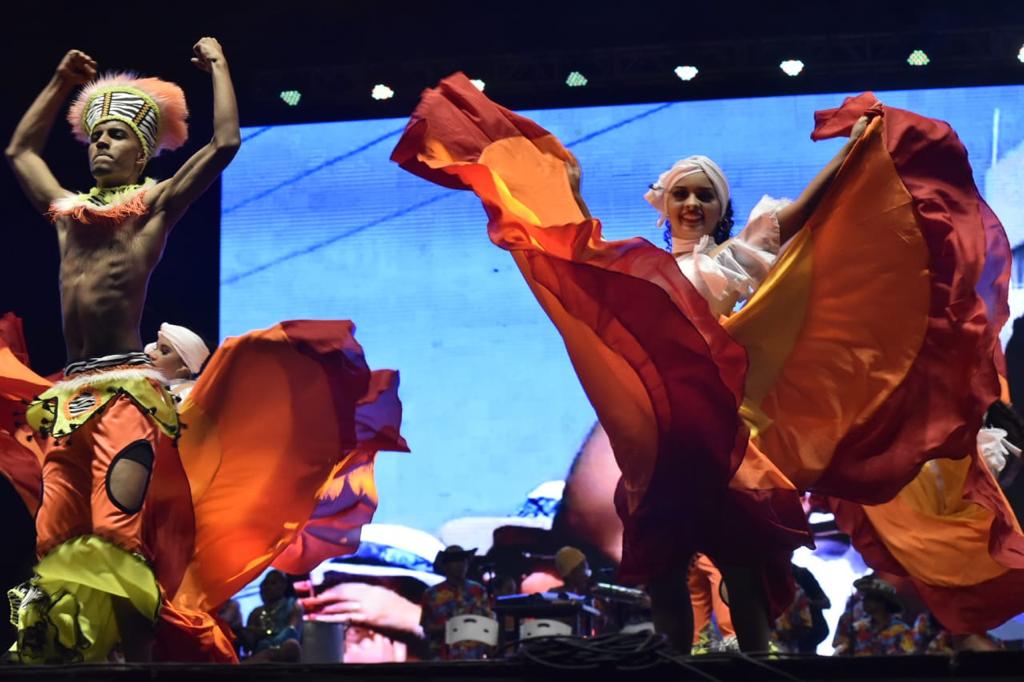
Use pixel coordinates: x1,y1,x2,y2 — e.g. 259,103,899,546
470,78,486,91
566,71,588,87
279,90,301,106
371,84,395,101
674,65,699,82
907,49,930,66
779,59,804,76
1018,45,1024,63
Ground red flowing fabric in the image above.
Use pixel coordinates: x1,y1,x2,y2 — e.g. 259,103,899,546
172,320,370,611
0,313,49,516
810,94,1007,501
812,95,1022,634
831,451,1024,635
164,320,406,660
392,74,809,613
273,368,409,574
392,76,1014,625
0,317,403,661
154,601,238,663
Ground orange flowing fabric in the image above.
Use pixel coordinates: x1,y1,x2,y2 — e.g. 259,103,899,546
831,452,1024,634
171,320,371,611
689,554,734,643
0,318,403,662
392,74,808,612
810,95,1022,635
392,75,1007,619
162,320,405,661
272,368,409,574
777,93,1005,502
0,314,201,661
0,313,51,517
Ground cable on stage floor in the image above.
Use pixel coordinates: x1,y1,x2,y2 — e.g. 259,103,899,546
502,632,674,671
500,633,807,680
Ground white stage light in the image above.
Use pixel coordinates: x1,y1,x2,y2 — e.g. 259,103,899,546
674,65,699,82
780,59,805,77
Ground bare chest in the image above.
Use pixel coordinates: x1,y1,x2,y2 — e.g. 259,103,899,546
56,216,166,290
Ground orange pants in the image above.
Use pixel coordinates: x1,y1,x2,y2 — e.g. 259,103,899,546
36,396,173,559
689,554,734,643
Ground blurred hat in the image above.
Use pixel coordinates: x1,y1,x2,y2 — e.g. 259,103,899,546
433,544,477,572
554,546,587,579
438,481,564,554
854,576,902,613
310,523,446,588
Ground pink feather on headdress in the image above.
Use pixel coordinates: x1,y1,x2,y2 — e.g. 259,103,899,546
67,72,189,155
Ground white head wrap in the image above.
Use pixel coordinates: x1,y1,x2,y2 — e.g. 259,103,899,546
144,322,210,376
643,155,730,227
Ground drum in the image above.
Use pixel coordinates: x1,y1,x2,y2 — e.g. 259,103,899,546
446,614,500,646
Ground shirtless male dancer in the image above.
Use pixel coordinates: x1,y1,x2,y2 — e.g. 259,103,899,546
5,38,238,662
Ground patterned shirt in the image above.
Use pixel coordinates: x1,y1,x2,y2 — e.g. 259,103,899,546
832,593,865,651
247,597,301,654
912,613,954,655
419,579,493,660
772,586,813,652
834,616,916,656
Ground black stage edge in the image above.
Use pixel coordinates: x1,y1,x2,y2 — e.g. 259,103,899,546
4,652,1024,682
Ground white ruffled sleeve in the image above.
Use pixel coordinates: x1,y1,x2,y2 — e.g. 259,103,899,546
978,427,1022,477
678,195,791,316
723,194,791,278
736,195,788,252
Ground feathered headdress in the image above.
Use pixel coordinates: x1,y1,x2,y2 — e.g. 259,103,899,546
67,72,189,158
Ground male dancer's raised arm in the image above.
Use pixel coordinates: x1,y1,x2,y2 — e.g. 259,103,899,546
147,37,240,222
5,50,96,213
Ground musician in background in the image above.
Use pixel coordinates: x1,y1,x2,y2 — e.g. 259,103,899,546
551,546,619,635
239,570,303,662
420,545,493,660
552,546,592,597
